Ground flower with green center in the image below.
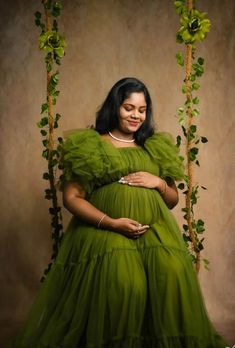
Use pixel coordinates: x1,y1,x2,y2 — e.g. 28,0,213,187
39,31,66,58
177,9,211,44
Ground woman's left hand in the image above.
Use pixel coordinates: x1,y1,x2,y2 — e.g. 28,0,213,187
120,172,162,189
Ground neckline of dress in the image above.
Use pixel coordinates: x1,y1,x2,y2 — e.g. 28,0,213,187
99,132,142,150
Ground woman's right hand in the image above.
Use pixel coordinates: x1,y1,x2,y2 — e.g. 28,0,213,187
108,217,149,239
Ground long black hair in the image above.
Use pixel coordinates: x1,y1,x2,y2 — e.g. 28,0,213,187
95,77,155,145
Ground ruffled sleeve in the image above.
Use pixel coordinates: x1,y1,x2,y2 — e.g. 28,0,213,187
59,129,110,194
143,132,185,181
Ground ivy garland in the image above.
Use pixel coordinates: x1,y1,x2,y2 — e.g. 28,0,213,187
34,0,66,282
174,0,211,272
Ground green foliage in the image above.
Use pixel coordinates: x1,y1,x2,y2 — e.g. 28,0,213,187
176,52,184,66
177,8,211,44
35,0,65,282
175,1,211,270
39,31,66,58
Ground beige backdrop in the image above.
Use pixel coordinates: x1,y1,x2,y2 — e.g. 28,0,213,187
0,0,234,346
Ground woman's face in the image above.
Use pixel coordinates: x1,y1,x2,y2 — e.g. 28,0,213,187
118,92,147,134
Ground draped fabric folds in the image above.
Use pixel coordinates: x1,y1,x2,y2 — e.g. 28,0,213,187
11,129,227,348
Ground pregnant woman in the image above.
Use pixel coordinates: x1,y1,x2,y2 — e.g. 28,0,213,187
11,77,228,347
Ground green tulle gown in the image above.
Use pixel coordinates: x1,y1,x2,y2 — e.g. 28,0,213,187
11,129,228,348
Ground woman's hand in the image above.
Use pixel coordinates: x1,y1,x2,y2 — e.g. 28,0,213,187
119,172,179,209
120,171,164,190
107,217,149,239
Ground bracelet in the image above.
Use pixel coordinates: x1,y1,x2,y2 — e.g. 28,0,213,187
159,179,167,195
97,214,107,228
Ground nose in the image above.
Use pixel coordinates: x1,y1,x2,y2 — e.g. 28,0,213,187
131,113,139,119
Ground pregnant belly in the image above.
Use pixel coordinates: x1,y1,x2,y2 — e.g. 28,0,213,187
89,182,164,225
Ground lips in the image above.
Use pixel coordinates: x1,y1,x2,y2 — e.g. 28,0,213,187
128,121,139,127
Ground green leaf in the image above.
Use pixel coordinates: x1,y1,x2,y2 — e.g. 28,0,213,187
176,32,184,43
176,52,184,66
190,125,197,133
187,132,195,141
190,147,199,154
198,57,204,65
41,103,48,114
177,107,184,115
42,149,49,159
184,100,193,108
34,11,42,19
37,117,48,128
52,149,60,157
51,72,59,84
192,63,204,77
198,219,204,226
189,74,196,82
55,113,61,121
42,139,48,147
182,84,187,94
201,136,208,143
40,129,47,136
203,258,210,265
192,97,199,104
43,172,50,180
179,115,186,126
192,82,200,90
53,90,60,97
58,137,63,144
195,67,204,77
192,108,200,116
182,126,187,137
52,1,63,17
183,224,188,231
176,135,181,147
50,159,58,167
44,0,52,10
197,242,204,251
35,19,41,27
189,147,199,161
46,63,52,72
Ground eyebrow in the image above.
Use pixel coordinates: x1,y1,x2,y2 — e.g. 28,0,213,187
123,103,147,108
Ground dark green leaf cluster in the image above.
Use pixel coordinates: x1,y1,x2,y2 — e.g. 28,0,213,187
174,0,187,15
34,11,45,32
35,1,66,67
175,6,211,45
42,0,63,17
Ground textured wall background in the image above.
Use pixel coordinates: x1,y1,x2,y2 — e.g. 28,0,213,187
0,0,234,346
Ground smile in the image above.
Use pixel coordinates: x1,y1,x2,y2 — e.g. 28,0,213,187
128,121,140,126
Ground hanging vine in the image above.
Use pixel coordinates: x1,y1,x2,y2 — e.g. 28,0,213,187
174,0,211,272
34,0,66,281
